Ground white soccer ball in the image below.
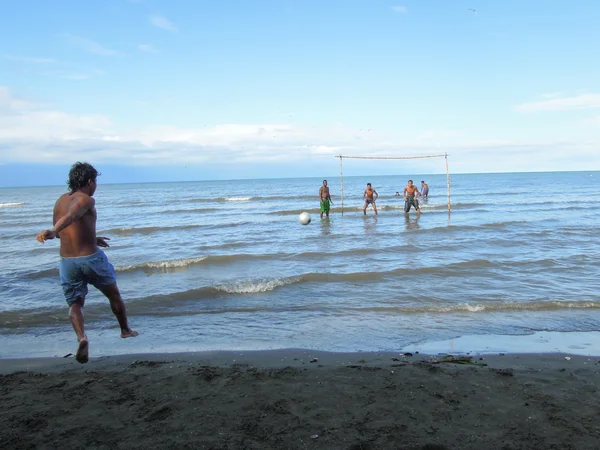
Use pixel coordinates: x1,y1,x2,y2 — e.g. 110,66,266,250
299,212,311,225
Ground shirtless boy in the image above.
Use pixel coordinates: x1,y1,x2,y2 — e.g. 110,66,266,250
319,180,333,218
36,162,138,363
403,179,421,215
363,183,379,215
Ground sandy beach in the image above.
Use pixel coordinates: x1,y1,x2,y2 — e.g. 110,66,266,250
1,350,599,450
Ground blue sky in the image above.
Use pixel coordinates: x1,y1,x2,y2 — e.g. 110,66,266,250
1,0,599,186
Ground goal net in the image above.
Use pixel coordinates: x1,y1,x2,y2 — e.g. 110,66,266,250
334,153,451,214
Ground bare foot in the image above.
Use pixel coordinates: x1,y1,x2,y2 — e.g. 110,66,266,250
76,338,89,364
121,329,139,338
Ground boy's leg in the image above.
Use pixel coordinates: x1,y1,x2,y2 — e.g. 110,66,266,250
69,297,89,363
100,282,138,338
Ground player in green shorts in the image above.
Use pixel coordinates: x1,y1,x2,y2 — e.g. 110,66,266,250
319,180,333,218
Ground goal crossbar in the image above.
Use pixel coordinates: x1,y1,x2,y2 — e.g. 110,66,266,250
335,153,451,214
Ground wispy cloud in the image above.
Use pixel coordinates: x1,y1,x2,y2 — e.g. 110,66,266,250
515,94,600,113
149,14,178,32
392,6,408,13
138,44,158,53
0,86,35,110
541,92,563,99
4,54,55,64
585,115,600,126
62,34,121,56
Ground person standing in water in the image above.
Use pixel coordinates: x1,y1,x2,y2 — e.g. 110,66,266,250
363,183,379,215
319,179,333,218
421,181,429,199
403,179,421,215
36,162,138,363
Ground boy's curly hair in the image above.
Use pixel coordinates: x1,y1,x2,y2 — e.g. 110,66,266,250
67,162,100,192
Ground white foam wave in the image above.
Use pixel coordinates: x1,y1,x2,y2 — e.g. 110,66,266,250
0,202,24,208
459,303,486,312
225,197,252,202
118,257,207,271
435,301,600,313
216,277,299,294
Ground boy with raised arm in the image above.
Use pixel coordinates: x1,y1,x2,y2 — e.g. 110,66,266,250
36,162,138,363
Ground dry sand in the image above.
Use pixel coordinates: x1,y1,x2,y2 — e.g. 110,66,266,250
1,349,600,449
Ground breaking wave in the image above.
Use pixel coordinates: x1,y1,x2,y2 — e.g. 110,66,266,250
215,277,301,294
118,257,208,272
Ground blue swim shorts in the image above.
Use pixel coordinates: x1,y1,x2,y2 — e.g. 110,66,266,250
59,250,117,306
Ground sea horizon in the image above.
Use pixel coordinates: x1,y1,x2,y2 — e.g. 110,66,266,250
1,168,598,190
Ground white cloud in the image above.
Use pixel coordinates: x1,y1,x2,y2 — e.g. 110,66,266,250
4,54,55,64
515,93,600,113
0,87,598,173
149,15,179,32
62,34,121,56
392,6,408,13
138,44,158,53
0,88,112,139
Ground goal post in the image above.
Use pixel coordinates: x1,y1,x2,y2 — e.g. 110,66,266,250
335,153,451,214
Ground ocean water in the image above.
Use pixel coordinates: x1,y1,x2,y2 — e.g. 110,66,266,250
1,171,599,358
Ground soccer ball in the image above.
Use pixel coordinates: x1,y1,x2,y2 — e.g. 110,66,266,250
299,212,311,225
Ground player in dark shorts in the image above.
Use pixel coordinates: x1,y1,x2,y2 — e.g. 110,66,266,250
363,183,379,215
403,179,421,215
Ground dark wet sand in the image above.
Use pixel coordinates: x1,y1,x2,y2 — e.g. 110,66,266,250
1,349,599,449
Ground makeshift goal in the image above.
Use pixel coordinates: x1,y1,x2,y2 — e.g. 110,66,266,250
334,153,451,214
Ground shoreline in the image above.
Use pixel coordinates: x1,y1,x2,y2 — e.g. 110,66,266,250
1,347,599,375
2,329,599,362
